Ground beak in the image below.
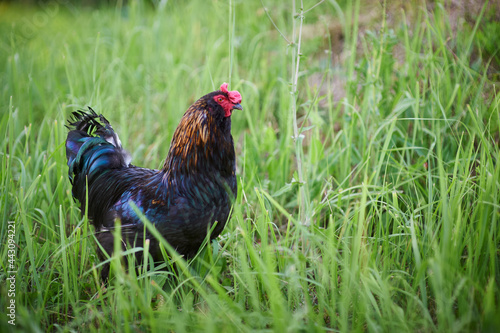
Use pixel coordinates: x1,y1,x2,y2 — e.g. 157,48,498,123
232,103,243,111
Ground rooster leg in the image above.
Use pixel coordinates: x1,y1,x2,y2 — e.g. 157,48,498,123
95,232,115,282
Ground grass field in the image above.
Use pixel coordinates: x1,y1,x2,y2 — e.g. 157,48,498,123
1,0,499,331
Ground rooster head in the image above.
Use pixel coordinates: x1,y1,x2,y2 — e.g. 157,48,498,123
210,83,243,118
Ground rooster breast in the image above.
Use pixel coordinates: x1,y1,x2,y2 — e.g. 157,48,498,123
103,168,235,259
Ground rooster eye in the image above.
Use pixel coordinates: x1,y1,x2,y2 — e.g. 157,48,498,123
218,97,223,102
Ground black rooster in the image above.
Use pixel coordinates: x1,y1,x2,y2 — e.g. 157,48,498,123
65,83,242,279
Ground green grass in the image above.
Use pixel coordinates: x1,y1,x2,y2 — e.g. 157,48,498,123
1,0,499,331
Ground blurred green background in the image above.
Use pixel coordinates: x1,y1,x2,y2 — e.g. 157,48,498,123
1,0,499,331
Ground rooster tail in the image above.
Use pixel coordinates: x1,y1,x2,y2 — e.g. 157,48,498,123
66,108,124,145
65,107,131,186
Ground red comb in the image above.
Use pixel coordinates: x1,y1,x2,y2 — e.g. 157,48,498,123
220,83,242,104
